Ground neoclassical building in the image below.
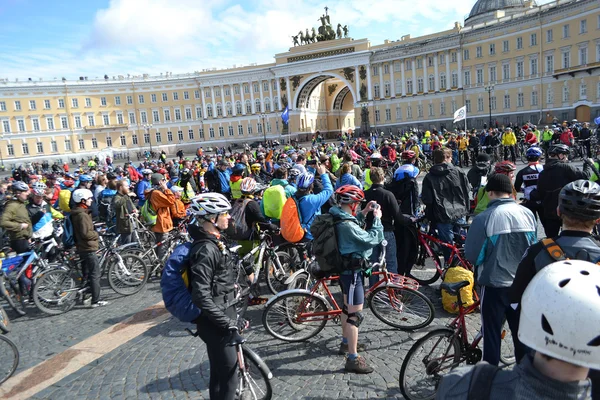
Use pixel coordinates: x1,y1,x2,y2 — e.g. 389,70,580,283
0,0,599,165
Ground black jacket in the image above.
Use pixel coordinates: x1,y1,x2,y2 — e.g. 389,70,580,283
537,159,591,221
385,178,419,216
467,166,489,193
365,184,411,231
421,163,471,224
189,225,237,332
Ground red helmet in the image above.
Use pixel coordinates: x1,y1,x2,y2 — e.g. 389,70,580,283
335,185,364,204
494,161,516,174
401,150,417,160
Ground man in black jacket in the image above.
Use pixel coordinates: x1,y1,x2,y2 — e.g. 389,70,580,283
537,144,592,237
422,148,471,261
365,167,412,283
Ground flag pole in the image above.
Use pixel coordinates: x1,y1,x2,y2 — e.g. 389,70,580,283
465,110,467,132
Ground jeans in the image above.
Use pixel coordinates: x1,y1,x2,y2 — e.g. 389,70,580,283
480,286,521,366
435,218,466,262
11,239,32,295
154,232,169,262
119,232,133,246
80,251,101,304
369,231,397,287
197,321,238,400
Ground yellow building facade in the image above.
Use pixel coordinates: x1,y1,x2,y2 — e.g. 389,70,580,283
0,0,598,165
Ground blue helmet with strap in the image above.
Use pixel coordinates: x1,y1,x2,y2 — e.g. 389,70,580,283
394,164,420,181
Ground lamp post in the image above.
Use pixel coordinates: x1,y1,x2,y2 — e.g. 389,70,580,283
260,112,267,146
142,123,153,155
0,134,4,171
485,85,494,130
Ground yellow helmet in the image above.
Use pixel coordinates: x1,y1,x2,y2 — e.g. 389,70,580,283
425,131,431,137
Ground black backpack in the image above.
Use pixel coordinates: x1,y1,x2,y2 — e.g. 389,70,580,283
205,170,221,193
225,199,252,240
310,214,354,273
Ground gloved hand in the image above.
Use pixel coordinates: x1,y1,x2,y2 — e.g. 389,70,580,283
236,317,250,332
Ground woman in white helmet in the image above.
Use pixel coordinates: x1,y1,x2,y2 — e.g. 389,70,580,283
437,260,599,399
187,193,247,399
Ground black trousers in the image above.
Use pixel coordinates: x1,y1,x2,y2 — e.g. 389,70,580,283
79,251,101,303
480,286,521,366
541,218,561,238
504,145,516,163
197,322,238,400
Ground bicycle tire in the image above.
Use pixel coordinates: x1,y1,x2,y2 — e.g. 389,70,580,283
264,251,294,295
368,286,435,330
2,277,26,316
32,269,78,315
240,345,273,400
107,254,149,295
0,306,10,334
399,329,461,400
409,243,442,285
0,334,19,385
262,292,328,342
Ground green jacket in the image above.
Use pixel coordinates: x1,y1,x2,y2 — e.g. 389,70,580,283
71,207,99,252
542,130,553,142
0,200,32,241
113,192,135,234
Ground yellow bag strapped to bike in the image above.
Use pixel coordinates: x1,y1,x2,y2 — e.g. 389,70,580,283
441,266,475,314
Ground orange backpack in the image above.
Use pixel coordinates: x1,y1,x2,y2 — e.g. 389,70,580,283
280,197,305,243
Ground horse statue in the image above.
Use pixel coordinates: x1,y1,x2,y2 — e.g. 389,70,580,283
343,25,349,38
298,30,305,45
305,29,311,43
310,27,317,43
292,35,299,46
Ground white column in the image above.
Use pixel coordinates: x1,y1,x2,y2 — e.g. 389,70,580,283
230,85,236,116
390,62,396,98
249,81,256,114
240,84,246,115
423,56,428,92
200,87,207,117
354,65,360,99
379,63,384,98
366,64,373,100
220,85,226,116
445,52,451,90
276,79,282,111
210,87,216,117
285,76,292,110
412,58,417,95
458,50,463,88
268,79,274,112
259,80,265,113
433,54,439,92
400,60,406,96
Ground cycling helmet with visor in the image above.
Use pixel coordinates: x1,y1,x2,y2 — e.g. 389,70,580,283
11,181,29,192
297,172,315,190
189,193,231,217
494,161,516,175
31,182,47,196
548,144,570,156
558,180,600,221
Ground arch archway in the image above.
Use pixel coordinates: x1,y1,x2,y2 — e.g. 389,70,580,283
293,72,357,109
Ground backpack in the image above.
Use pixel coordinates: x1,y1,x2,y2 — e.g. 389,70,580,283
62,214,75,247
161,242,202,323
280,197,305,243
467,362,500,400
205,169,220,193
310,214,352,273
140,191,157,226
262,185,287,219
541,237,600,264
225,199,252,240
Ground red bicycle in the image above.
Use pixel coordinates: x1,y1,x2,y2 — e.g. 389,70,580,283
409,218,474,286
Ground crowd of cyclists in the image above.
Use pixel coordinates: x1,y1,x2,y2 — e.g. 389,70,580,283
0,117,599,399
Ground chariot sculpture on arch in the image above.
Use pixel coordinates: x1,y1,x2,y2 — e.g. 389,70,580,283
291,6,349,46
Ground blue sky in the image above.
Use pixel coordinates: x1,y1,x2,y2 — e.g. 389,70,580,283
0,0,553,81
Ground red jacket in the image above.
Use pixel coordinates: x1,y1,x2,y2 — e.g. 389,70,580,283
559,130,574,146
127,166,142,182
525,132,537,144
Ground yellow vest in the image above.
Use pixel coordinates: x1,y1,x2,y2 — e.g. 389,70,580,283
58,189,72,212
230,179,242,200
364,169,372,190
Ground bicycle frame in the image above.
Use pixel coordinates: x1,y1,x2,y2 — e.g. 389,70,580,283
418,231,472,272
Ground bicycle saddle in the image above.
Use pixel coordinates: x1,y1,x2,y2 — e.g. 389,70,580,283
440,280,470,296
227,329,246,346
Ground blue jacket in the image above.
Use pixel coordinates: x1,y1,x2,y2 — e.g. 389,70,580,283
218,169,231,194
335,173,362,190
137,179,151,207
329,206,383,260
296,174,333,240
464,198,537,288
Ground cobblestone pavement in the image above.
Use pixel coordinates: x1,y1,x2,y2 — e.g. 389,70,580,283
2,270,488,400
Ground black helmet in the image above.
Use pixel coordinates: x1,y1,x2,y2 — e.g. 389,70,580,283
559,180,600,220
548,144,570,156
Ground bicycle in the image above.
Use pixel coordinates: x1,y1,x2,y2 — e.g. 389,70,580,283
262,240,435,342
185,327,272,400
398,280,515,400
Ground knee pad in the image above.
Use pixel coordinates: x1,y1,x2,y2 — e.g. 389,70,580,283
346,311,364,327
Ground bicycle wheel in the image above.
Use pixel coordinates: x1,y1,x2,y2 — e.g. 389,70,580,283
500,320,516,365
368,286,435,330
0,306,10,334
0,334,19,385
399,329,462,400
107,253,149,295
2,277,26,316
32,269,78,315
239,345,273,400
409,242,442,285
287,270,313,291
262,292,328,342
265,251,294,295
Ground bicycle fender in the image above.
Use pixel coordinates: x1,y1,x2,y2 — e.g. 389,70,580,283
283,269,307,285
264,289,332,310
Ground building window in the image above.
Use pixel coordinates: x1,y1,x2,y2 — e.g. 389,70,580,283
51,140,58,153
100,96,107,106
17,120,24,132
216,103,223,117
6,144,13,156
120,135,126,146
428,75,435,90
34,141,43,154
384,83,390,97
125,95,132,105
22,143,29,155
175,109,181,121
372,65,378,76
0,102,5,111
405,59,412,70
78,139,85,150
503,40,509,52
417,105,423,118
190,129,196,140
463,49,470,60
156,132,162,143
74,116,81,128
504,94,511,108
502,64,510,80
530,58,538,76
245,100,251,114
58,99,65,108
129,112,136,124
440,73,447,90
183,91,189,100
218,127,225,137
185,108,192,120
136,95,144,104
144,133,150,144
140,111,147,124
428,103,434,117
530,33,537,46
563,24,570,38
164,109,171,121
117,113,124,124
44,99,50,109
196,107,203,119
162,93,168,102
416,58,423,69
238,125,244,136
374,84,380,98
562,86,569,102
452,72,458,88
439,54,445,65
562,51,570,69
71,98,78,108
385,108,391,121
476,97,483,112
255,99,261,113
173,92,179,101
531,91,538,106
103,114,110,125
64,139,71,151
580,19,587,34
465,100,471,113
407,79,413,93
253,83,259,93
417,78,424,92
490,96,497,110
406,106,412,119
132,134,138,145
516,61,524,78
428,56,434,67
464,71,471,86
194,90,200,99
206,104,213,117
178,130,184,141
85,98,92,107
546,55,554,73
93,138,99,149
517,93,524,107
1,120,10,133
14,101,21,111
167,131,173,142
517,37,523,49
476,69,483,85
106,136,112,147
489,66,496,83
32,118,40,131
61,116,68,129
451,52,457,63
47,117,55,130
148,94,155,103
29,100,36,110
489,43,495,55
580,47,588,65
153,110,160,123
375,109,380,122
234,85,240,95
394,61,401,72
263,100,270,113
87,115,95,126
440,102,446,115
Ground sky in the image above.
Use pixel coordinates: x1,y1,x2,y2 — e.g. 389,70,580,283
0,0,555,81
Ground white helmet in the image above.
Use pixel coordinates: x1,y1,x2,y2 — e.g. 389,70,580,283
31,182,47,196
189,193,231,216
518,260,600,369
72,189,94,204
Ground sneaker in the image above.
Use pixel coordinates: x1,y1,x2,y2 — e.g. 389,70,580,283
248,296,268,306
91,301,108,308
83,297,92,307
338,342,367,355
344,355,374,374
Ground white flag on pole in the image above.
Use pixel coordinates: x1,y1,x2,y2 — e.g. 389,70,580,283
453,106,467,123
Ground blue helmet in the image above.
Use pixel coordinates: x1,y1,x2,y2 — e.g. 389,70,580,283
232,163,245,174
526,146,543,158
79,174,93,183
297,172,315,189
394,164,420,181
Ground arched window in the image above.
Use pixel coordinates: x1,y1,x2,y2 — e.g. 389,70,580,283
216,103,223,117
245,100,252,114
225,102,232,115
235,101,242,114
206,104,213,117
255,98,261,113
264,98,271,112
440,73,447,90
273,97,279,110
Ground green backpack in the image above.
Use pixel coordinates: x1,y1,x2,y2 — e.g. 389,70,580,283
140,191,157,226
